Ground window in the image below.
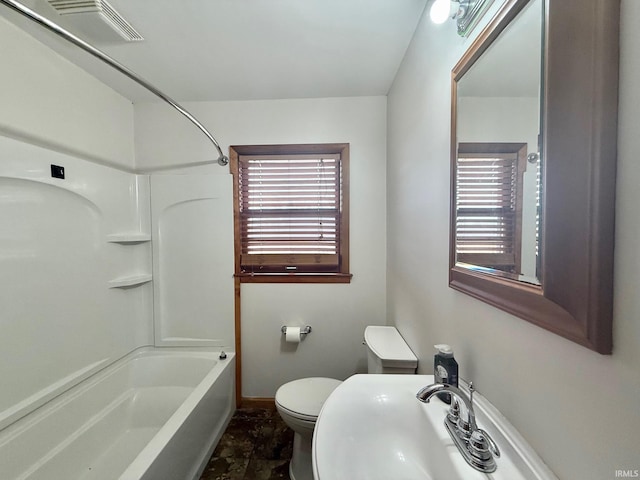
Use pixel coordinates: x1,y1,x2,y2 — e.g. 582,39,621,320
230,144,351,283
455,143,527,274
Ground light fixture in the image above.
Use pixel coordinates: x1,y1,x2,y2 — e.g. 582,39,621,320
429,0,494,36
429,0,457,24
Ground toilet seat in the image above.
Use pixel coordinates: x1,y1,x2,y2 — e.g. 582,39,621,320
275,403,318,423
275,377,342,421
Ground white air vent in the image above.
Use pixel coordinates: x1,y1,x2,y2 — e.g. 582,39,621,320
47,0,143,42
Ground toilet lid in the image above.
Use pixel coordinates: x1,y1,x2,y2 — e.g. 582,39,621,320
364,326,418,368
275,377,342,419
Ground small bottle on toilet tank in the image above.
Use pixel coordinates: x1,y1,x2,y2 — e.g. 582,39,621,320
433,344,458,404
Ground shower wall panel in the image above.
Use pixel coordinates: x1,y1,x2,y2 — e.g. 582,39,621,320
150,175,234,348
0,134,152,430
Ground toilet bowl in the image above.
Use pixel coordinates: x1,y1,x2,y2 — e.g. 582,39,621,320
275,326,417,480
275,377,342,480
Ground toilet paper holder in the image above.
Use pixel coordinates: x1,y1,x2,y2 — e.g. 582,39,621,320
281,325,312,336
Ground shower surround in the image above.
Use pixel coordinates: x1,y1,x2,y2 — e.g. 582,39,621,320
0,132,235,479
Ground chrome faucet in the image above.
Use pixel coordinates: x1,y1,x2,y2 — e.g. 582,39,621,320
416,382,500,473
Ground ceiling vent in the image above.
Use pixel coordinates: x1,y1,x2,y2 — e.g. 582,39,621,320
47,0,143,42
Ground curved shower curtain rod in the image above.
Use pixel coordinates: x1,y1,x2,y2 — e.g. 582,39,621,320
0,0,229,166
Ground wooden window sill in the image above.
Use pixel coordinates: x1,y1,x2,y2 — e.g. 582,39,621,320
235,273,353,284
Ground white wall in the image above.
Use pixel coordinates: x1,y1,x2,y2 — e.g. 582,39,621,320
0,14,148,429
0,15,135,170
135,96,388,397
387,2,640,480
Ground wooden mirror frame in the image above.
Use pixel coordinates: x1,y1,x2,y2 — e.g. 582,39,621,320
449,0,620,354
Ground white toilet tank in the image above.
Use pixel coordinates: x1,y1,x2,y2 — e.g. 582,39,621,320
364,326,418,374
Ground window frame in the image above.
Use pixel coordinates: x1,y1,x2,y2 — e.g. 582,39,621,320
229,143,351,284
455,142,527,274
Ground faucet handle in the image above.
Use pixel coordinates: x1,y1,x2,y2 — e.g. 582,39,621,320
470,428,501,459
447,397,460,423
480,429,500,457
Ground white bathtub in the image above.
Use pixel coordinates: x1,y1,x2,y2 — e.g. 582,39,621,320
0,348,235,480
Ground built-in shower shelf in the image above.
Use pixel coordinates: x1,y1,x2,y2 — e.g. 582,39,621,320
108,273,152,289
106,233,151,244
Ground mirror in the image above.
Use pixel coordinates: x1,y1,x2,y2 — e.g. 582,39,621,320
449,0,619,353
455,0,542,284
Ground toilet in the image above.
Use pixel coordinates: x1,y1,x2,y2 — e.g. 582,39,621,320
275,325,417,480
275,377,342,480
363,325,418,374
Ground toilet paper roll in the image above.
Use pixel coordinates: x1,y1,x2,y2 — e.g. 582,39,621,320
285,326,301,343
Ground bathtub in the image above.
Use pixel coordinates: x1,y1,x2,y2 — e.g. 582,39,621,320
0,348,235,480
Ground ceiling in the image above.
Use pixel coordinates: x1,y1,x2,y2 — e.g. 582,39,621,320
1,0,428,103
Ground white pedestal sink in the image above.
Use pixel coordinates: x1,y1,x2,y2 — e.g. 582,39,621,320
312,374,557,480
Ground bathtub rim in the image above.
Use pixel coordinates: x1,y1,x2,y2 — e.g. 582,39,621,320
0,346,235,480
119,347,236,480
0,346,234,437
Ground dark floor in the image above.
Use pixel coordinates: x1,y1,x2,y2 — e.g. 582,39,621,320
199,407,294,480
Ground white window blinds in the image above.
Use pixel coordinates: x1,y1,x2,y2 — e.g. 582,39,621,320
455,149,522,271
237,153,342,272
